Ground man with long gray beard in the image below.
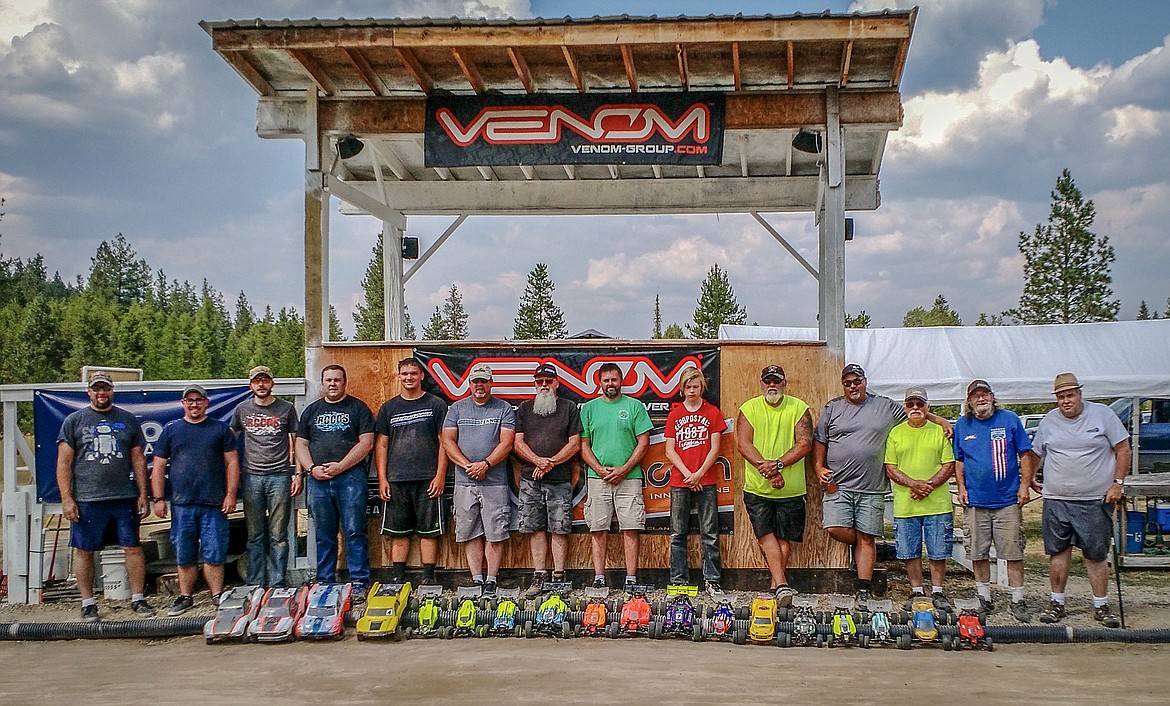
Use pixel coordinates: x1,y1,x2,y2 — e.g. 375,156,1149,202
954,379,1037,621
514,363,582,598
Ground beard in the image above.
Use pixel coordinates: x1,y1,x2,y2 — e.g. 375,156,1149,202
533,389,558,416
764,391,783,405
973,400,995,420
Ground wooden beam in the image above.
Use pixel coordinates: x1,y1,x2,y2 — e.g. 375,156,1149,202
343,47,385,95
507,47,535,93
620,44,638,93
840,40,854,86
676,43,689,90
732,42,741,91
891,37,910,87
288,49,335,95
207,14,915,51
452,48,484,94
256,91,904,137
561,46,585,93
334,175,880,215
368,141,415,181
222,51,275,97
395,47,433,93
786,41,794,88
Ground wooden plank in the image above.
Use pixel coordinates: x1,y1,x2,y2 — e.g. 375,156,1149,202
891,37,910,87
840,39,854,86
731,42,741,91
676,43,689,90
288,49,335,96
507,47,535,93
395,47,433,94
786,40,795,88
620,44,638,92
343,47,385,96
451,48,484,94
561,45,585,92
222,51,275,97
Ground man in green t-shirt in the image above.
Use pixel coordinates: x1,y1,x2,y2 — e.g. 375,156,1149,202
580,363,652,589
884,386,956,611
735,365,813,605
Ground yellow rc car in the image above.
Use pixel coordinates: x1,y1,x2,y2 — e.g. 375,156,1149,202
356,582,412,641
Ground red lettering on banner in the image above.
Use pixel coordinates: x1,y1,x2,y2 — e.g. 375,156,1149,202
435,103,711,147
425,355,702,400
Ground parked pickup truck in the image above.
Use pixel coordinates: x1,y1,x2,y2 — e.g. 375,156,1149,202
1110,398,1170,473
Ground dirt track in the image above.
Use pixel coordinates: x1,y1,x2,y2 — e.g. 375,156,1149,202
0,635,1166,705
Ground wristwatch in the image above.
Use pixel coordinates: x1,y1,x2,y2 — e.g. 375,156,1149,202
775,460,785,471
1113,478,1125,486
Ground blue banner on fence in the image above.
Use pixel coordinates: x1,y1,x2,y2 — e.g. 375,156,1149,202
33,387,251,503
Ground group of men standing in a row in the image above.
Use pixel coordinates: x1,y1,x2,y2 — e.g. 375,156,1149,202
57,360,1129,628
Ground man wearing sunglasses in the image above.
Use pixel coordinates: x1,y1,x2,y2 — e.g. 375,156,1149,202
953,379,1037,622
884,386,956,612
813,364,952,603
151,384,240,616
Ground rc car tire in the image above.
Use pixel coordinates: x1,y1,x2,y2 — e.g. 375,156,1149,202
524,620,534,639
985,636,994,652
732,628,745,645
562,621,572,639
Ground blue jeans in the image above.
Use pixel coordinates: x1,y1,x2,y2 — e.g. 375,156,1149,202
895,512,954,561
669,486,721,584
306,470,370,584
242,472,292,586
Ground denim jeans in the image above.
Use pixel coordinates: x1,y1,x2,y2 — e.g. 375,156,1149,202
306,470,370,584
242,472,292,586
669,486,721,584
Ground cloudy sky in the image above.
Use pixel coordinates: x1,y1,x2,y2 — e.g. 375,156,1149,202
3,0,1170,340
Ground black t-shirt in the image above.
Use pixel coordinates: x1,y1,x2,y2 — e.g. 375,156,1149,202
374,393,448,483
154,418,235,506
298,396,376,474
515,397,583,484
57,405,144,502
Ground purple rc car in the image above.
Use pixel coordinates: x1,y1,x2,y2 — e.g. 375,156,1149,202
653,595,704,642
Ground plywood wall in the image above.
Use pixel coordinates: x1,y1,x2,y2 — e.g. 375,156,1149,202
316,340,847,572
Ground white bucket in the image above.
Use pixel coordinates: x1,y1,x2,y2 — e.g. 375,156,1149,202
99,548,131,600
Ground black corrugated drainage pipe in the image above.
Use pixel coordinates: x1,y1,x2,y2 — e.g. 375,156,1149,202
0,616,207,640
985,625,1170,643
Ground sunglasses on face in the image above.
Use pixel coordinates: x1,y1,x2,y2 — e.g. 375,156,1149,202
905,400,926,409
762,377,785,384
842,378,865,388
534,378,556,386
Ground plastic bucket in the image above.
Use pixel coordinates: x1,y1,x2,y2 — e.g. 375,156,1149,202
1119,512,1145,554
99,548,131,600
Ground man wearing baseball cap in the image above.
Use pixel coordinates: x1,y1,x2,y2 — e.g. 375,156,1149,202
56,372,155,621
953,378,1037,621
230,365,299,587
442,362,516,596
735,365,812,604
813,364,953,603
514,362,582,598
885,386,956,611
1028,372,1130,628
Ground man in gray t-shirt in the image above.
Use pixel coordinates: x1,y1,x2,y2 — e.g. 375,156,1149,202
1028,372,1130,628
230,365,298,587
441,363,516,596
813,364,949,602
55,372,155,621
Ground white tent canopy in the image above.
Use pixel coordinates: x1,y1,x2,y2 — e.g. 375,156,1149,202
719,320,1170,404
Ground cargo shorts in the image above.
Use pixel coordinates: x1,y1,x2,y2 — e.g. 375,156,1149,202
584,477,645,532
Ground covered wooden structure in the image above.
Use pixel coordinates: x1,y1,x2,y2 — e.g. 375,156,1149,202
202,11,917,580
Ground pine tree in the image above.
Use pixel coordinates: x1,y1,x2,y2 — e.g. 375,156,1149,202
976,312,1005,326
903,294,962,327
354,232,385,340
1008,169,1119,324
88,234,151,307
443,285,468,340
11,294,67,383
845,311,872,329
1138,301,1152,320
687,263,747,339
512,263,567,340
663,323,685,339
422,306,448,340
652,294,663,338
328,305,346,341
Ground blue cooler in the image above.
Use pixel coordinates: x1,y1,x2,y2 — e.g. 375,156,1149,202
1118,511,1144,554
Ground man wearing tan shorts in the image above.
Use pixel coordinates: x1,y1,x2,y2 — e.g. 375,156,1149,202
580,363,652,590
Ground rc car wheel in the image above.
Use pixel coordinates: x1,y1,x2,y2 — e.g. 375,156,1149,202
692,623,704,642
942,634,953,651
405,627,414,639
654,601,665,616
562,621,572,639
777,632,791,648
816,634,826,648
574,625,583,638
898,633,912,650
524,620,534,639
732,629,746,645
858,633,869,649
205,637,213,645
898,611,910,625
737,606,749,621
607,622,619,639
985,636,994,652
356,633,366,642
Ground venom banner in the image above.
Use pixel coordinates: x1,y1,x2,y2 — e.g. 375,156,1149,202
424,92,726,167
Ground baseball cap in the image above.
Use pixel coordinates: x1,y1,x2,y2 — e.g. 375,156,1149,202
966,379,993,396
841,363,865,379
468,363,493,382
533,362,558,379
761,365,785,381
904,386,928,403
88,372,113,388
1053,372,1082,394
182,384,208,399
248,365,273,381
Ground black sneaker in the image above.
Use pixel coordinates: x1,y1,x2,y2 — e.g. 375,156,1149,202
774,585,797,607
482,580,497,597
931,591,953,613
81,604,100,623
168,595,194,616
592,576,607,589
623,578,637,592
419,577,437,586
1039,600,1065,624
978,596,996,615
902,592,927,611
524,572,547,600
855,589,871,606
1011,599,1031,623
550,571,566,583
705,581,724,598
131,599,156,618
1095,604,1120,628
352,583,368,604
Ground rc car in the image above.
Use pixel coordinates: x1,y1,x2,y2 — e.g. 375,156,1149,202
492,598,522,637
410,589,445,639
355,581,411,641
204,585,264,644
706,600,739,643
859,600,897,648
656,594,702,641
248,585,309,642
906,596,941,649
528,591,572,638
745,594,778,644
450,597,488,638
610,587,653,638
952,598,993,651
579,596,609,637
779,599,819,647
828,597,859,647
296,582,353,640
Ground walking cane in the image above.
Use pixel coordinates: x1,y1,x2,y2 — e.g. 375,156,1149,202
1110,502,1126,629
